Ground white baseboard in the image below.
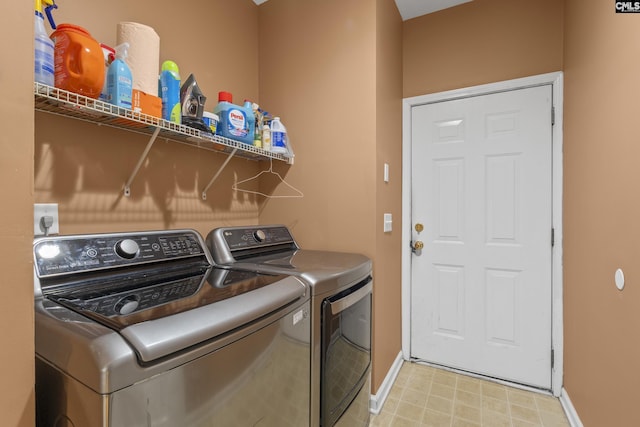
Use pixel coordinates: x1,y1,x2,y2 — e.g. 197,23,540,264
369,351,404,415
560,387,584,427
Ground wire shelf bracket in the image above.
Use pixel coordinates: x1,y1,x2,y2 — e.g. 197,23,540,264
123,126,161,197
201,148,238,200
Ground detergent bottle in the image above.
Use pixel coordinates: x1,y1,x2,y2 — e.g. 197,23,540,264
213,92,255,144
34,0,56,86
107,43,133,108
51,23,105,98
270,117,288,154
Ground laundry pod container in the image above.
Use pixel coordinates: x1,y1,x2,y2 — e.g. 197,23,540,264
50,24,105,99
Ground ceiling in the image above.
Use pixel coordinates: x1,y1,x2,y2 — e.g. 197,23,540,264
394,0,473,20
252,0,473,21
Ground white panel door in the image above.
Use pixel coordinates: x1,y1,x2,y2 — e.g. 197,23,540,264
410,85,553,389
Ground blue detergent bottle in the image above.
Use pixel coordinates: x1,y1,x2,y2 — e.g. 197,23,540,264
213,91,255,145
159,60,181,124
107,43,133,108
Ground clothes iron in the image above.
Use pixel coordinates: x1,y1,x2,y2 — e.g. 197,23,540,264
180,73,210,132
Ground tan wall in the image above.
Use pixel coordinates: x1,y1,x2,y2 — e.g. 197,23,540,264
374,0,404,393
403,0,564,98
35,0,263,239
563,1,640,425
1,0,36,425
257,0,403,393
257,0,377,254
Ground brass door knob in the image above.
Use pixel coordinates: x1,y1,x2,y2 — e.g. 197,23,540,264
413,240,424,250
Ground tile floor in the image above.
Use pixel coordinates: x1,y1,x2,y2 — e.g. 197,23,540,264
371,362,570,427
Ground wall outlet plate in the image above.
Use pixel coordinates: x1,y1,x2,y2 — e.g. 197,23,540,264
34,203,59,236
384,213,392,232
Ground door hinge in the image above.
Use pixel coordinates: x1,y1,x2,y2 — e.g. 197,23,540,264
551,106,555,126
551,349,555,369
551,228,555,247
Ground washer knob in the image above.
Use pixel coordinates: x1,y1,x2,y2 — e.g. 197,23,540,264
254,230,267,242
115,295,140,315
115,239,139,259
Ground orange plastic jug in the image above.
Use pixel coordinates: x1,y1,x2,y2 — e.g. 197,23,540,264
50,24,104,99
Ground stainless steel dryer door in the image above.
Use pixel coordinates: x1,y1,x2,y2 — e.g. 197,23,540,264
321,277,372,426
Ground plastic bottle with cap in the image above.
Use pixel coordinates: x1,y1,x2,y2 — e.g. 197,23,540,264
213,92,254,144
50,23,105,98
107,43,133,108
270,117,288,154
251,102,263,148
262,122,271,151
99,44,115,102
243,100,256,145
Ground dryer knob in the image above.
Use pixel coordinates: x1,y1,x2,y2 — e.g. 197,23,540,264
115,239,139,259
254,230,267,242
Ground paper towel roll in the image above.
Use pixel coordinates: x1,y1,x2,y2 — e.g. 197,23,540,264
117,22,160,95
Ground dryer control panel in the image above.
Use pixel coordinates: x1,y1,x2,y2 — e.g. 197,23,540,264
223,226,294,250
207,225,299,264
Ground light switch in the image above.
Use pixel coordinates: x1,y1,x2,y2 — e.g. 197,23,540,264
384,163,389,183
384,213,392,232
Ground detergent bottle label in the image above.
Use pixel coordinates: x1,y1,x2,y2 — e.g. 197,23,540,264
227,109,248,137
272,131,286,148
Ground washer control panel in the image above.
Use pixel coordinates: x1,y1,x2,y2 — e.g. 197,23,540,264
35,230,207,278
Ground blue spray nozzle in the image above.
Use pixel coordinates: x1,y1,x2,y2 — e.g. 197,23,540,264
44,2,57,29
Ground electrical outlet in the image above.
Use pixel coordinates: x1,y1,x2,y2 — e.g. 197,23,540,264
34,203,59,236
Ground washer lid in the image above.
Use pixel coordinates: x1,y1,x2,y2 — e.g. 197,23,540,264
46,267,305,362
120,274,306,362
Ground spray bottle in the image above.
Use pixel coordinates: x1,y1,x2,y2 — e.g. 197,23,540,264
107,43,133,108
34,0,57,86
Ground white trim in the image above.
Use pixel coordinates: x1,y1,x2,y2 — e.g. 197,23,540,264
560,387,584,427
401,72,564,395
369,351,404,415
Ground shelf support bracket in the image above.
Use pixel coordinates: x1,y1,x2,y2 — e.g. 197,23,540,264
201,148,238,200
123,126,161,197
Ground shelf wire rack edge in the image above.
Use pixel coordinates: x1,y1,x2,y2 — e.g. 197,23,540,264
33,82,292,163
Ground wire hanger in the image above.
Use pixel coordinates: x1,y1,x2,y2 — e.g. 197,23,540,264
232,158,304,199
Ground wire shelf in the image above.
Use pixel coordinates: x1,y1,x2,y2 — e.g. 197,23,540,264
33,82,293,164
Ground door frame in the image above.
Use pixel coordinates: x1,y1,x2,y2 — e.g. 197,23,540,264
401,72,564,396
